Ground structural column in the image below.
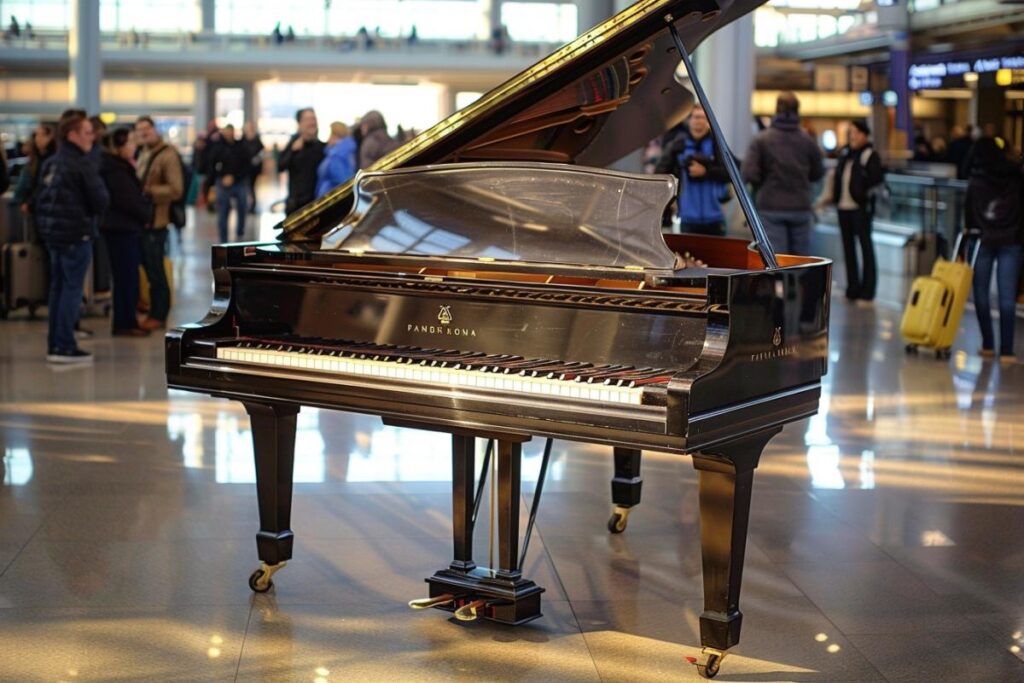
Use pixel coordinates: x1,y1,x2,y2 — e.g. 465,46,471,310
694,15,756,159
69,0,101,113
200,0,216,32
575,0,614,34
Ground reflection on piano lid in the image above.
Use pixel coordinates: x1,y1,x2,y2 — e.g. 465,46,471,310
321,163,679,274
277,0,764,242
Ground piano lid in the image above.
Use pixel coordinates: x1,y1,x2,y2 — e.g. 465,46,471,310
320,162,679,273
279,0,765,242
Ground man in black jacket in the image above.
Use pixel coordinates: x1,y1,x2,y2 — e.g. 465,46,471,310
831,120,884,303
34,112,109,363
278,108,325,214
742,92,824,256
209,124,250,242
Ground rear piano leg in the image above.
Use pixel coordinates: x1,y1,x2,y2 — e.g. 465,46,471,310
689,428,779,679
243,402,299,593
417,435,545,625
608,447,642,533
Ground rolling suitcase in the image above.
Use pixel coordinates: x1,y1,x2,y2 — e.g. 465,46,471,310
901,231,977,358
1,240,49,319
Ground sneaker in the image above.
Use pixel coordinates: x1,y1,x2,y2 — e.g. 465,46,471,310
46,348,93,364
979,349,995,359
999,355,1017,365
74,326,94,340
140,318,166,331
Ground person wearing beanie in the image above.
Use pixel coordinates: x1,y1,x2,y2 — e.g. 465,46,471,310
742,92,824,256
831,119,883,304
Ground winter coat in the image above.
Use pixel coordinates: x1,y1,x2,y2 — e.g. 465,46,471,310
278,134,326,214
99,153,151,232
831,143,883,210
656,132,730,225
965,167,1024,249
209,139,252,183
34,143,109,246
137,141,184,229
358,110,400,170
742,114,824,213
316,136,358,198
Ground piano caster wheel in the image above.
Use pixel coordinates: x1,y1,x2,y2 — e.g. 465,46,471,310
248,561,286,593
695,648,724,679
607,506,630,534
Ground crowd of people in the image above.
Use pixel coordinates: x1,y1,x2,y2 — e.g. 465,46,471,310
656,90,1023,359
6,104,406,364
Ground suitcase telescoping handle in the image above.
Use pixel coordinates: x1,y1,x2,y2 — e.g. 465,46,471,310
952,229,981,267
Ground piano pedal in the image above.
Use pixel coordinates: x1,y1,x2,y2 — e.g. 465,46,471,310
408,594,455,610
453,599,489,622
248,561,286,593
607,505,631,534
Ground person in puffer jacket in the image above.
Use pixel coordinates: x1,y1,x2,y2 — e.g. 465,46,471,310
33,112,109,363
315,124,358,198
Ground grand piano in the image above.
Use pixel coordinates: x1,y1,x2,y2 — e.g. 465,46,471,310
166,0,831,677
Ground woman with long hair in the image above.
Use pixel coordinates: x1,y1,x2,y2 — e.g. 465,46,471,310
99,127,152,336
12,121,57,219
967,137,1023,363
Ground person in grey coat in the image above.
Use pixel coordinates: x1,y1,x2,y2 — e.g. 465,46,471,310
357,110,399,170
742,92,824,256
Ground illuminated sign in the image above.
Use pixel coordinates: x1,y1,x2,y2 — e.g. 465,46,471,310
908,53,1024,89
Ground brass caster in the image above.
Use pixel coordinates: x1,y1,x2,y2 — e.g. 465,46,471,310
453,599,487,622
408,594,455,610
248,561,286,593
694,648,725,679
607,505,631,534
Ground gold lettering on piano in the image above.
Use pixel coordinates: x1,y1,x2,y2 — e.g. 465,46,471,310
407,324,478,337
750,345,797,362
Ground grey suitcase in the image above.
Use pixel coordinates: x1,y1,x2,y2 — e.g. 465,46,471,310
1,240,49,319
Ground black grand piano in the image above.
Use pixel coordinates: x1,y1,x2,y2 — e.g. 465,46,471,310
166,0,831,677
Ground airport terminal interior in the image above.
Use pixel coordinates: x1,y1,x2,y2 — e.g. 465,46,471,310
2,0,1024,681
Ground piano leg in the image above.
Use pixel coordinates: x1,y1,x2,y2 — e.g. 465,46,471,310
450,434,476,573
690,428,779,678
244,401,299,593
418,435,544,625
608,447,642,533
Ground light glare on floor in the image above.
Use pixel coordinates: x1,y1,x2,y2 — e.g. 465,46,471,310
315,667,330,676
827,644,841,653
814,633,828,642
211,634,223,645
207,647,221,658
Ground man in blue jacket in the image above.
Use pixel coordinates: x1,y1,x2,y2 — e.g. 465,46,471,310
656,106,730,235
34,111,109,363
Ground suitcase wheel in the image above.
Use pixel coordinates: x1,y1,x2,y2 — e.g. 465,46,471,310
935,348,952,360
904,344,918,355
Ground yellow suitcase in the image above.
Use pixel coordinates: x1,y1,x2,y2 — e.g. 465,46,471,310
901,232,976,358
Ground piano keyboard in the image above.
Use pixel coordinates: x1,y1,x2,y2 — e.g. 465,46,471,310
214,339,672,406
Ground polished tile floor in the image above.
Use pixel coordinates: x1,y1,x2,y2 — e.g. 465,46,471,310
1,206,1023,682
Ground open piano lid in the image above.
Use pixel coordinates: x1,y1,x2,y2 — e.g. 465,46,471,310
278,0,765,242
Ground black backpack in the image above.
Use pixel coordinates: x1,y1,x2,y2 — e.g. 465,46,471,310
971,176,1021,239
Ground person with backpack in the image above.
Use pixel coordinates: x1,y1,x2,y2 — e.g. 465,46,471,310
966,137,1023,363
134,115,183,331
830,119,884,304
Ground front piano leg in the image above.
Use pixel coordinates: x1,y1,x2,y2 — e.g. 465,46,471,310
608,447,642,533
243,401,299,593
690,428,780,678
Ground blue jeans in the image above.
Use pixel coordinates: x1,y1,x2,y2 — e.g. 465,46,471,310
760,210,814,256
216,180,248,243
972,243,1022,355
46,240,93,353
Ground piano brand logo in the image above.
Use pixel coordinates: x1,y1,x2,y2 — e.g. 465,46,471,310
772,326,782,347
408,306,478,337
750,325,796,362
